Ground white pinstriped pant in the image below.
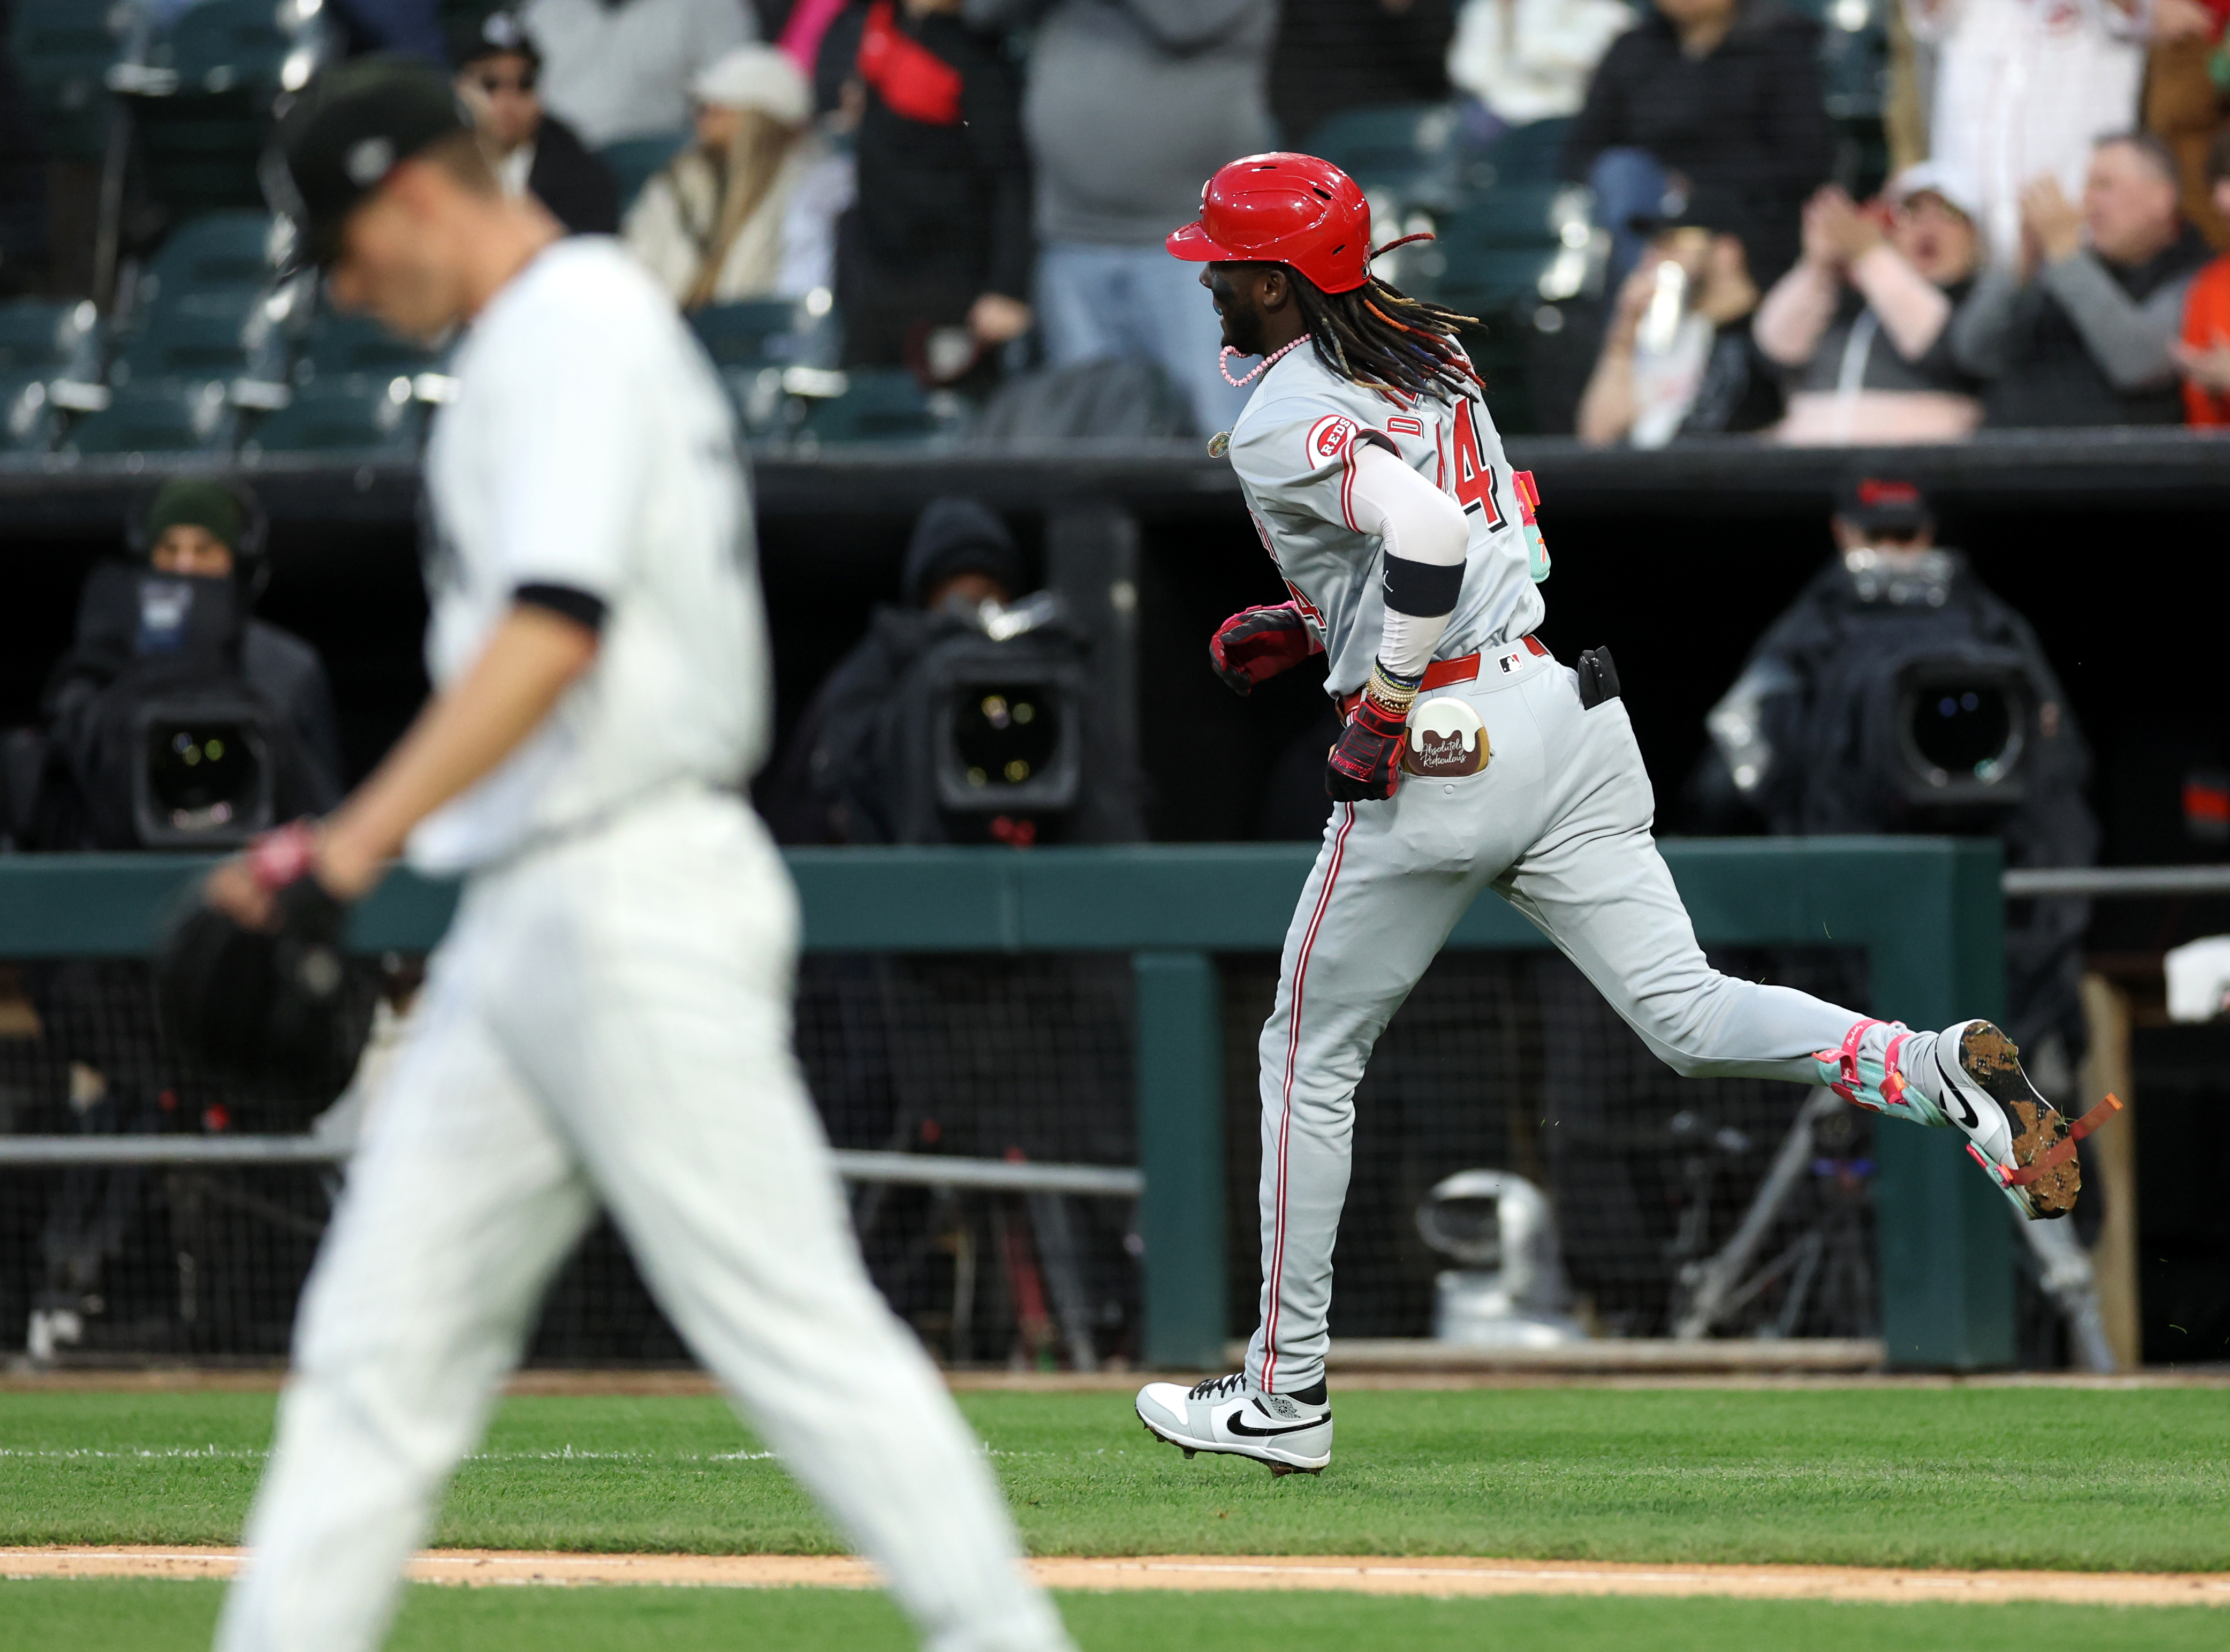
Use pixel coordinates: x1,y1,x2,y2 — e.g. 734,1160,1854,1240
215,792,1070,1652
1245,647,1933,1394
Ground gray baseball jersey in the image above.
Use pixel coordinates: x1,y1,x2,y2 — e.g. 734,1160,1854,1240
1228,344,1545,696
1222,338,1967,1401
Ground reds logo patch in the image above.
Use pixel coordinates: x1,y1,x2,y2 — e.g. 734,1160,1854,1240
1307,414,1358,465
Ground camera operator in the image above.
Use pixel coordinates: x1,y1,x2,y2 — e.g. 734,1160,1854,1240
1692,474,2098,1086
31,478,344,852
763,495,1135,847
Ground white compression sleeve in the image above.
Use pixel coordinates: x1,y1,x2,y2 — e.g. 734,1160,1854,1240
1349,438,1469,681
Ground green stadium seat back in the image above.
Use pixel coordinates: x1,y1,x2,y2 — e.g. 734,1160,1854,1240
112,310,257,387
141,211,277,304
131,99,271,218
1437,186,1567,252
1421,245,1565,314
688,300,807,369
1464,118,1572,189
790,370,968,444
1308,102,1461,197
297,313,442,381
9,0,119,159
2,374,60,451
0,299,99,374
155,0,292,94
245,376,422,456
63,382,233,456
599,132,689,213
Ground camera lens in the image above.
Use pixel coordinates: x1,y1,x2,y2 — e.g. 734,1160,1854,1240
952,684,1060,790
1910,682,2013,778
146,720,262,831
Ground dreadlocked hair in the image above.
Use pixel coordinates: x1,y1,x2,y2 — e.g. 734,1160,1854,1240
1287,271,1481,403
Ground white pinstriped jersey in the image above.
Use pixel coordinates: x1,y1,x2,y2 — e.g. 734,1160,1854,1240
1226,342,1545,698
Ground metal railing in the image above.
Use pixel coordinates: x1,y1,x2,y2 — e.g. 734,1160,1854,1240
0,1134,1141,1196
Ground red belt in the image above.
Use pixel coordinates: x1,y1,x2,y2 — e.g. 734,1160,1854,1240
1338,636,1546,718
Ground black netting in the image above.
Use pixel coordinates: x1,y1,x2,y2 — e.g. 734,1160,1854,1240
1221,947,1880,1344
1,945,1886,1367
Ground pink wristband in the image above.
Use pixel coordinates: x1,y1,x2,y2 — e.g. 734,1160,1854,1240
248,821,319,892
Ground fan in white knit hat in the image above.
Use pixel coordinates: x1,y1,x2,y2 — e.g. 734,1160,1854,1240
691,46,812,127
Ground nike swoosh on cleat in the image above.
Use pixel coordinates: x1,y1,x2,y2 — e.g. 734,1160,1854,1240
1227,1414,1329,1439
1934,1047,1980,1130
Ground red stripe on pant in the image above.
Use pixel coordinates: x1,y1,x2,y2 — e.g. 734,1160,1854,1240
1262,802,1355,1392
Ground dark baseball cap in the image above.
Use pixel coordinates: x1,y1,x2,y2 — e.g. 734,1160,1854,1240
1836,473,1933,537
446,4,540,71
264,54,472,271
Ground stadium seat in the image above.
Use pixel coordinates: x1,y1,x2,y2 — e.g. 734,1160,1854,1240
598,131,689,213
2,376,60,452
689,299,810,370
1791,0,1890,119
136,211,280,310
110,308,271,389
787,369,969,445
59,381,234,457
156,0,296,94
0,298,101,376
241,375,423,458
294,311,442,383
117,2,329,221
9,0,120,161
1309,102,1462,207
1457,117,1572,196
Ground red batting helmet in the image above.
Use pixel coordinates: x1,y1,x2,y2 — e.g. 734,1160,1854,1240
1166,152,1374,295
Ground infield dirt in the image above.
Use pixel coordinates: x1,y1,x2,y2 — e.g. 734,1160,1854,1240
7,1547,2229,1606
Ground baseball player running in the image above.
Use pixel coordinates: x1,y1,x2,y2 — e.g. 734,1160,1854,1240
201,59,1071,1652
1133,154,2108,1476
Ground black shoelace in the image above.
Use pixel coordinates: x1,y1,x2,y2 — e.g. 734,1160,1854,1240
1188,1373,1248,1400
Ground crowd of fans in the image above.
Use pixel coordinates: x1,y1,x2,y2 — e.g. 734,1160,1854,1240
11,0,2230,441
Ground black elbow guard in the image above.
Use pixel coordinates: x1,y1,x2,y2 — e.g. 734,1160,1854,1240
1382,551,1463,618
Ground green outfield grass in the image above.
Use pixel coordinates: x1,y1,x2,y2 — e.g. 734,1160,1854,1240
2,1387,2227,1571
3,1581,2225,1652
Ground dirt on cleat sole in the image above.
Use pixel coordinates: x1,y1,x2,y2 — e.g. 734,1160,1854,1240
1268,1463,1323,1477
1960,1022,2079,1218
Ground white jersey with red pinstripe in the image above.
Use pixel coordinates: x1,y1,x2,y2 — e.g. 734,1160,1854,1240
1226,342,1543,699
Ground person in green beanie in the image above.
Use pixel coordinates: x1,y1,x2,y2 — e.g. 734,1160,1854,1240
126,478,348,800
144,478,251,580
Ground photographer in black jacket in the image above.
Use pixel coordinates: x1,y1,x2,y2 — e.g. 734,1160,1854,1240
32,479,344,852
1693,474,2098,1086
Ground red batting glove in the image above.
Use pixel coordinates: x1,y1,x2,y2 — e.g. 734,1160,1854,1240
1325,672,1415,801
1209,602,1323,696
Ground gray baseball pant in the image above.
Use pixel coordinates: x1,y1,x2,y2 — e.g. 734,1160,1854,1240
215,792,1071,1652
1246,647,1943,1395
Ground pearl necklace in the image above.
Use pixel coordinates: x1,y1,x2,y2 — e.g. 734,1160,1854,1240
1219,333,1312,388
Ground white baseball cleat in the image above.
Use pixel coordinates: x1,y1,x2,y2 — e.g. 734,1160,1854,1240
1930,1019,2089,1221
1135,1373,1332,1475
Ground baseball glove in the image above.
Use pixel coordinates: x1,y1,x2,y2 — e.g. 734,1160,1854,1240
156,822,366,1090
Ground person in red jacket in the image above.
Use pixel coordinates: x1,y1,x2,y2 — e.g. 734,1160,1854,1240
835,0,1033,385
2174,127,2230,424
